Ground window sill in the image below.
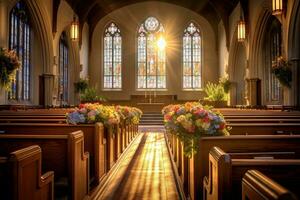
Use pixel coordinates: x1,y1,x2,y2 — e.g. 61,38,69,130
182,89,203,92
102,89,122,92
136,89,168,92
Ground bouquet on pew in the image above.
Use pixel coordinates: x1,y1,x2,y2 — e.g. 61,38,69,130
115,106,143,125
66,103,142,128
66,103,120,127
162,102,230,157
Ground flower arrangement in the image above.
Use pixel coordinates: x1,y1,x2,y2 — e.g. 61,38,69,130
66,103,120,127
162,102,230,157
66,103,142,128
0,48,21,90
115,106,143,125
272,56,292,88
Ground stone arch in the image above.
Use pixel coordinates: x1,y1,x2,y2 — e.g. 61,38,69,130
248,8,272,79
248,4,286,105
6,0,54,105
54,0,80,105
7,0,54,74
228,27,247,105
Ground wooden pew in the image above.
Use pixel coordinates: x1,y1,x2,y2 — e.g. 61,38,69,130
0,145,54,200
203,147,300,200
226,118,300,123
0,118,66,123
0,131,89,200
183,135,300,200
0,123,105,186
229,123,300,135
242,170,297,200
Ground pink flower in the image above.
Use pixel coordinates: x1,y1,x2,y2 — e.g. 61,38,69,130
202,117,210,123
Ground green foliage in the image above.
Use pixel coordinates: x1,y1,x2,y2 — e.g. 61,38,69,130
80,87,107,103
74,78,89,93
203,82,228,101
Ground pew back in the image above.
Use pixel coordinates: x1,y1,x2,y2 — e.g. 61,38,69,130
189,135,300,200
0,131,89,200
242,170,297,200
0,123,105,185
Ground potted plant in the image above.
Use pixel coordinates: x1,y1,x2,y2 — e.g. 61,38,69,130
272,56,292,88
202,81,228,108
80,87,107,104
0,48,21,90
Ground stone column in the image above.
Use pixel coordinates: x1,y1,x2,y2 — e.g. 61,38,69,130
247,78,261,106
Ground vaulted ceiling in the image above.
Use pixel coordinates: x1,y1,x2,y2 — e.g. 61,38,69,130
68,0,238,29
57,0,243,46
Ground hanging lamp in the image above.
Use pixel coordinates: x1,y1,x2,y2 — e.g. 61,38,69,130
70,15,79,41
272,0,283,15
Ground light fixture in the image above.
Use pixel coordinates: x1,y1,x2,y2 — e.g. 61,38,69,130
237,19,246,42
237,2,246,42
157,35,166,51
272,0,283,15
70,15,79,41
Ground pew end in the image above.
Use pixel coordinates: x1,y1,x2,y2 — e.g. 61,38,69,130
203,146,231,200
0,145,54,200
242,170,297,200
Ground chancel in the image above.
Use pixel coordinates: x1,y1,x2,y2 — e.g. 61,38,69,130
0,0,300,199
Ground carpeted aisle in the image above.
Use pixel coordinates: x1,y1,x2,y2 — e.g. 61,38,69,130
98,132,179,200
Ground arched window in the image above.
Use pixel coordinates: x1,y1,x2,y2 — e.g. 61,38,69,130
103,23,122,89
8,1,31,100
58,32,69,103
183,22,202,89
137,17,166,89
265,18,282,104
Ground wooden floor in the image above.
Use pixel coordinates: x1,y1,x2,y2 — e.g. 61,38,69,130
96,132,179,200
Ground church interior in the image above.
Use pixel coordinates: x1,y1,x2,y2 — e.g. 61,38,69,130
0,0,300,199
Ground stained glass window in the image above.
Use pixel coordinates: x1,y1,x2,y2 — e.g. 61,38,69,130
266,19,282,103
137,17,166,89
103,23,122,89
58,32,68,103
183,22,202,89
8,1,31,100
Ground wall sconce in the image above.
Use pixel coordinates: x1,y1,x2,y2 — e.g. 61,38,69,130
70,15,79,41
272,0,283,15
237,19,246,42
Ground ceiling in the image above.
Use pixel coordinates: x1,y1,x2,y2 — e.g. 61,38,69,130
65,0,239,32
